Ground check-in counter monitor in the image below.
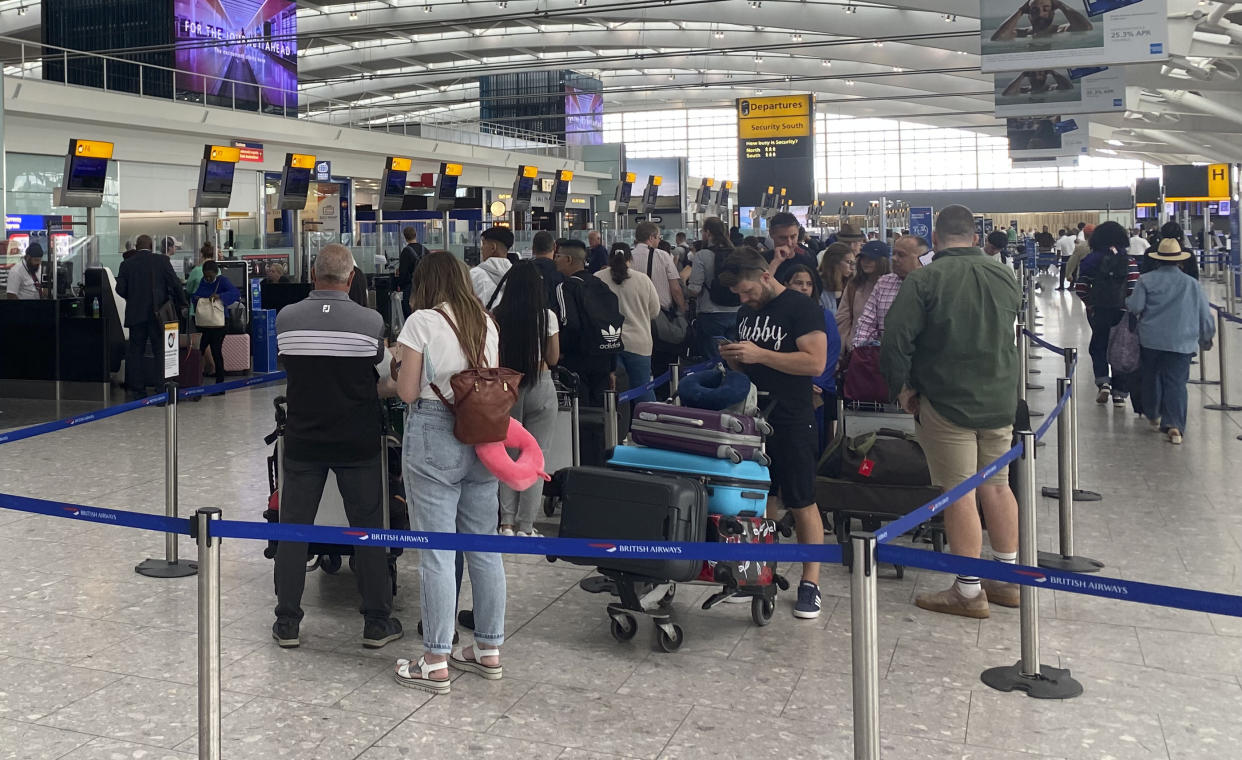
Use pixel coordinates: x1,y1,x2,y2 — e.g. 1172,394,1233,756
435,162,463,211
380,157,412,212
195,145,242,208
695,178,714,213
551,170,572,213
615,172,635,213
641,175,661,215
57,139,113,208
512,165,538,213
279,153,315,210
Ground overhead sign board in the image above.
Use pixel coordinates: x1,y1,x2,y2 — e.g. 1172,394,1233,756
233,141,264,162
1006,116,1090,159
994,66,1128,117
1163,163,1231,202
736,94,815,207
980,0,1169,73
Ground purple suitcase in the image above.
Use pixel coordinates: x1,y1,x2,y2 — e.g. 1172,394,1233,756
630,402,772,465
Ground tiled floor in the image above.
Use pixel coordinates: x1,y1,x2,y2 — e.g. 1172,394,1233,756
1,275,1241,759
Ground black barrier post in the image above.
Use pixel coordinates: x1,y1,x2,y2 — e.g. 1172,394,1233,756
603,389,619,450
982,431,1083,700
570,393,581,467
195,507,221,760
1016,320,1028,407
849,532,880,760
1205,310,1242,412
1038,378,1104,573
137,381,198,578
668,360,681,400
1023,293,1045,390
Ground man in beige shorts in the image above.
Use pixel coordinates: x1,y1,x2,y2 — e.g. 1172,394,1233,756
879,205,1023,619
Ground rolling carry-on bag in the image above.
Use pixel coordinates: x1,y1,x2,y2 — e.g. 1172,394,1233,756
630,402,772,465
556,466,707,582
696,514,780,587
607,444,769,517
178,347,204,390
222,333,251,374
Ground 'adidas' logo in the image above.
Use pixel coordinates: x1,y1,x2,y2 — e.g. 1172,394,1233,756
601,325,622,339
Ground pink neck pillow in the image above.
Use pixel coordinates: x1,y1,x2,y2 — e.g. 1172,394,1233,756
475,417,551,491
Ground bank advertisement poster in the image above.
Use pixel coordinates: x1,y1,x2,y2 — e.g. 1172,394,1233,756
174,0,298,110
980,0,1168,73
994,66,1129,117
1007,116,1090,159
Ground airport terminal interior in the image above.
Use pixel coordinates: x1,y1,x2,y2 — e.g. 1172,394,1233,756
2,0,1242,757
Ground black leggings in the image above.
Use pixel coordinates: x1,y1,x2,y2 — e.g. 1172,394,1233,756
200,327,227,382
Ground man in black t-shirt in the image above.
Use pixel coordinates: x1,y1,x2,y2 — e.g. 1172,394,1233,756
719,246,828,620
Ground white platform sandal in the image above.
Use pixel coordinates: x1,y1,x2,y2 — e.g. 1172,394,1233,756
394,657,451,694
449,646,503,680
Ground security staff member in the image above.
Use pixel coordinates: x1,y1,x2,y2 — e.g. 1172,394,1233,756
5,243,45,300
272,243,402,650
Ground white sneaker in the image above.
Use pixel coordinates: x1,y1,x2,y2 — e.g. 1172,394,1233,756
498,527,515,537
516,528,543,538
1168,429,1183,445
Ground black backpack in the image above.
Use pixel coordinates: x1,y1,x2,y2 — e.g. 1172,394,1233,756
559,274,624,356
1089,251,1130,309
707,247,741,307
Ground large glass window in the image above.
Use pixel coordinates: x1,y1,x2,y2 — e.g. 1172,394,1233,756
604,109,1157,192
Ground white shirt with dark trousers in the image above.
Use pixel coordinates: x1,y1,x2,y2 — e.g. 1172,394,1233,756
631,243,679,310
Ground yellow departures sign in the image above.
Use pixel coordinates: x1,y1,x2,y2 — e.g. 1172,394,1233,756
736,95,814,139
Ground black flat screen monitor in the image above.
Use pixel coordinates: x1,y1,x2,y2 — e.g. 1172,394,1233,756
261,281,313,312
436,174,460,209
380,169,407,210
200,160,235,196
280,166,311,209
66,156,108,193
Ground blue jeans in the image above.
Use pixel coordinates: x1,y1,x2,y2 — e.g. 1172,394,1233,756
404,400,506,655
695,311,739,360
618,351,655,403
1141,348,1192,432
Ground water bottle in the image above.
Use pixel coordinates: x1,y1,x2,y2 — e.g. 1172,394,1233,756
91,296,100,317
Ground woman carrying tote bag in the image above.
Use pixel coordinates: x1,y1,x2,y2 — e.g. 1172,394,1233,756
190,261,239,384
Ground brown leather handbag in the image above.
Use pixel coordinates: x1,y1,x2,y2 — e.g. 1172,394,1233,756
429,308,522,444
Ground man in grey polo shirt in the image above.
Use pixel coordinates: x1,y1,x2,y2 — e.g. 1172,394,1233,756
273,244,402,649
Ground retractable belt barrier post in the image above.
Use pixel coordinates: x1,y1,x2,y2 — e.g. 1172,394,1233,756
1205,308,1242,412
603,389,619,450
1038,378,1104,573
136,381,198,578
981,430,1083,700
195,508,222,760
1190,341,1219,385
1015,320,1028,407
1023,282,1045,389
669,361,681,399
1040,347,1101,502
849,532,880,760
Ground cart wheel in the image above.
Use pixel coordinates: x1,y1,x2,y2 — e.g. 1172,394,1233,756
542,496,558,517
321,554,342,574
348,555,357,573
775,575,791,592
751,595,775,627
655,623,684,653
659,586,676,607
609,614,638,642
305,556,321,573
932,530,946,553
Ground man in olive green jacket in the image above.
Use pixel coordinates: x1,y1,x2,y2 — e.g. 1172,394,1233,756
879,204,1023,619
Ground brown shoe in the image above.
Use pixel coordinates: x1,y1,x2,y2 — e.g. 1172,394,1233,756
915,585,990,619
981,579,1020,608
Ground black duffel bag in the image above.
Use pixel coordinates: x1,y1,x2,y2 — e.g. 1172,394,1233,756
817,427,932,486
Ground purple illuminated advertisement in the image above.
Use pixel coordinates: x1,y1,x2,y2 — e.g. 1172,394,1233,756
565,86,603,146
174,0,298,110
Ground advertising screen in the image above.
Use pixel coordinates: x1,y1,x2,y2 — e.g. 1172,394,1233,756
1007,116,1089,159
994,66,1127,117
66,156,108,193
980,0,1167,72
174,0,298,110
565,86,603,146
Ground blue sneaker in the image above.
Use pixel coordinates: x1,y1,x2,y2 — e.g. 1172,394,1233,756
794,581,822,620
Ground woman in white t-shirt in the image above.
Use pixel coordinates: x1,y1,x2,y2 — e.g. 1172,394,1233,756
493,262,560,537
391,252,505,695
597,243,661,403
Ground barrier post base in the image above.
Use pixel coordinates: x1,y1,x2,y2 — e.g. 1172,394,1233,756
1205,403,1242,411
1040,487,1102,502
981,662,1083,700
1037,551,1104,573
135,558,198,578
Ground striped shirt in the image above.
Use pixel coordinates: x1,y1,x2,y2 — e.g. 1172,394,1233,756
276,290,385,462
852,273,903,347
1074,251,1140,307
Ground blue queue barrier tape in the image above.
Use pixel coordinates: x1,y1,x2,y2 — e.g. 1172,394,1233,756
682,360,717,376
617,369,673,404
1022,329,1066,355
877,444,1023,544
1034,383,1072,441
177,371,287,400
0,372,287,446
212,518,844,564
0,492,190,535
878,544,1242,618
1210,304,1242,325
0,393,168,446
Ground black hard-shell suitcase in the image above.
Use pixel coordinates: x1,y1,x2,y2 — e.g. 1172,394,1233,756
556,466,707,582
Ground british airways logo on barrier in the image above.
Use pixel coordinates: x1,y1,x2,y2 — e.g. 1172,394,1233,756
344,531,370,540
1048,574,1129,596
589,543,618,553
343,530,429,546
67,414,96,426
1015,569,1047,584
61,507,116,521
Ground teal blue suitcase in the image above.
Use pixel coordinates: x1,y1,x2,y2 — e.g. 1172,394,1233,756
608,444,770,517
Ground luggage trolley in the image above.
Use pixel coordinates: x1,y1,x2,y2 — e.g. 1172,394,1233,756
261,396,404,594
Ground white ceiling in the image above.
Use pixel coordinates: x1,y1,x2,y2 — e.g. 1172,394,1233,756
1,0,1241,163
